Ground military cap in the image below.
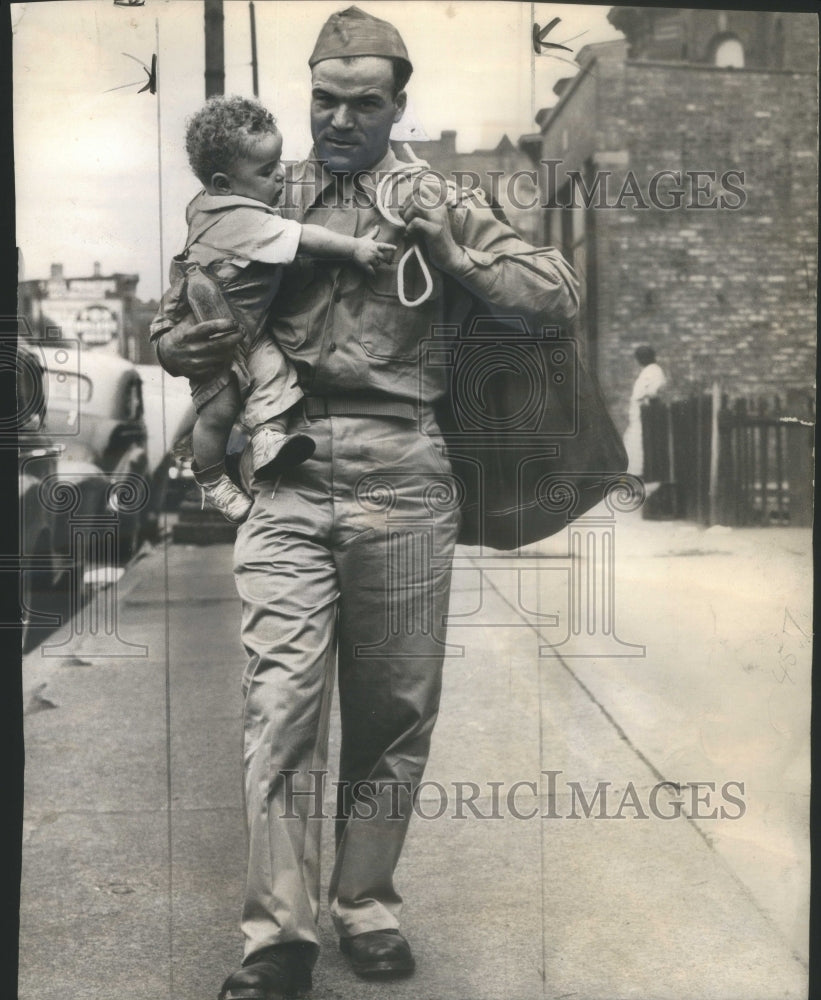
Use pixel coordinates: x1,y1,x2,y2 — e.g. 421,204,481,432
309,6,412,74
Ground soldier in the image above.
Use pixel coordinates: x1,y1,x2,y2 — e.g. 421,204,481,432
154,8,578,999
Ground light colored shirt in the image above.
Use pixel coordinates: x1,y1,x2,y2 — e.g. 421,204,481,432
183,191,302,268
628,363,667,421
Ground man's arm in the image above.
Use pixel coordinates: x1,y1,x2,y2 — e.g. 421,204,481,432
149,265,244,380
402,191,579,327
154,315,243,380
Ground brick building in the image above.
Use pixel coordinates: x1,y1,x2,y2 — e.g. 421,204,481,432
526,8,817,428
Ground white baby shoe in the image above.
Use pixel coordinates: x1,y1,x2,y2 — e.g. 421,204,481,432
195,471,253,524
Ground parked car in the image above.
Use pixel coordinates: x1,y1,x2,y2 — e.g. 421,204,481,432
38,343,149,569
18,340,65,649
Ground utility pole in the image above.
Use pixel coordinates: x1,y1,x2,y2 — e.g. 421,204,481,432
204,0,225,98
530,1,535,126
249,1,259,97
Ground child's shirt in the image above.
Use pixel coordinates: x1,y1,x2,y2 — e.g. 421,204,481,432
150,191,302,344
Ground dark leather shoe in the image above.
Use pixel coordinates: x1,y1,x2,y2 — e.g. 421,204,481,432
339,929,415,978
218,945,313,1000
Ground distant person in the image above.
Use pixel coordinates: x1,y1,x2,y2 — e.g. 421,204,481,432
624,345,667,477
152,95,395,522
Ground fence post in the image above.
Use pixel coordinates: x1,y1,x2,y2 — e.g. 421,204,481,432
785,389,814,527
708,380,721,526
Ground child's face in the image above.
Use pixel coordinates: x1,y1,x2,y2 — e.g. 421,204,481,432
225,131,285,207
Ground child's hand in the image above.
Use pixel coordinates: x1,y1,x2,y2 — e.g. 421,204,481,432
352,225,396,276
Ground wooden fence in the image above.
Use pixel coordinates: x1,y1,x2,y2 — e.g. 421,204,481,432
640,387,814,527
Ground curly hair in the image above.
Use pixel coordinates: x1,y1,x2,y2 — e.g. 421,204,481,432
185,95,279,185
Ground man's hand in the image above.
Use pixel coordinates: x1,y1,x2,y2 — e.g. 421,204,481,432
155,315,242,380
401,191,468,275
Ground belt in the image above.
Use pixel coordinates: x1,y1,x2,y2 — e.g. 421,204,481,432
302,395,418,421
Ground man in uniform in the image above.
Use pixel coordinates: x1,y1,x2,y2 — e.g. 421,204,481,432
155,8,578,999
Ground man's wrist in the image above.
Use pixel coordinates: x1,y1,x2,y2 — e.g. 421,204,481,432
154,333,177,376
440,245,472,278
154,334,166,366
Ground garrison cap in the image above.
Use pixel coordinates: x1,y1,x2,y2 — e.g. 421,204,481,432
309,6,412,75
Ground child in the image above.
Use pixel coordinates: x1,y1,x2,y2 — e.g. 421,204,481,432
151,95,395,522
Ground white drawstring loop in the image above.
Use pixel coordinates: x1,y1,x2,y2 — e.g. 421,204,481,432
374,165,435,308
395,245,433,308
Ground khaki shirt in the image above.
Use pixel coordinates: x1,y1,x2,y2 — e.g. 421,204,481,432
271,148,579,405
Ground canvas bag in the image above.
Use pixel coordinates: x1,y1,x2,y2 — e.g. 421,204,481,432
431,308,630,551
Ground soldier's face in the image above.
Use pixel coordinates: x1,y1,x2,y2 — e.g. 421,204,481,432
310,57,406,174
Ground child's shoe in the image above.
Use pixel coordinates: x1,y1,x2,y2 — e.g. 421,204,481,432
194,468,253,524
252,424,315,481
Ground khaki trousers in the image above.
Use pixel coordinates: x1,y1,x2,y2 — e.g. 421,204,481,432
233,409,459,962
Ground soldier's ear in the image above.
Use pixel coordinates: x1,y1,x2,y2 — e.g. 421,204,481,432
211,172,232,194
392,91,407,123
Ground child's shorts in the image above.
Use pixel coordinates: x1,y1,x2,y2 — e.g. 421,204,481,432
189,358,250,413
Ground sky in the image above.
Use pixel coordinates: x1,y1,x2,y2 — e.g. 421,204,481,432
12,1,622,300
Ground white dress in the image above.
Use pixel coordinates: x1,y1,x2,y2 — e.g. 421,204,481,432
624,363,667,476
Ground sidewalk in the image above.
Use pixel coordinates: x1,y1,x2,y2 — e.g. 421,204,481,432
19,510,811,1000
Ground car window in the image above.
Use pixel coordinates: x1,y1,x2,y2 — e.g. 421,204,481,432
45,369,93,406
125,379,144,421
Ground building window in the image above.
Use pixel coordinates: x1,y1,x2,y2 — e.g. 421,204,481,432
712,35,745,69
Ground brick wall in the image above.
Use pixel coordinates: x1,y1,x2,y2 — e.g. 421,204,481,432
592,60,817,429
610,9,817,72
540,35,818,430
780,13,819,73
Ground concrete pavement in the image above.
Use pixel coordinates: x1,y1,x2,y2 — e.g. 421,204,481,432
19,508,811,999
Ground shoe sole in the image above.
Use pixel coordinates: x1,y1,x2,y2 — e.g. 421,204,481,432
218,980,311,1000
346,960,415,979
339,942,415,979
219,992,285,1000
218,971,311,1000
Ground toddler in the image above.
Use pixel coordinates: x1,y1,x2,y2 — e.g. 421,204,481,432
151,95,395,521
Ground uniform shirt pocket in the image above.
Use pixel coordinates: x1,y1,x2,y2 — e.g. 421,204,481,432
359,254,440,362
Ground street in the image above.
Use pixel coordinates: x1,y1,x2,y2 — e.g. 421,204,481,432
19,508,811,1000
